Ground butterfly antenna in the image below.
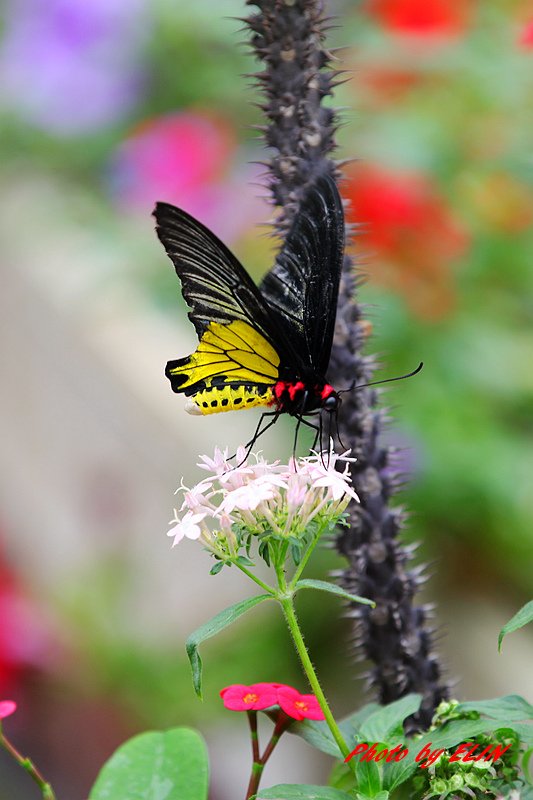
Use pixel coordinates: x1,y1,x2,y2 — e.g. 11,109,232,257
338,361,424,395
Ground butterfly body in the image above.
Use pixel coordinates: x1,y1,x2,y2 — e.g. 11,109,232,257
155,173,345,439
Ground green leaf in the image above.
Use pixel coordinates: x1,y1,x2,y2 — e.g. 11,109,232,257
339,704,382,748
359,695,422,743
508,722,533,747
294,579,375,607
209,562,223,576
186,594,272,697
292,705,383,757
89,728,208,800
499,601,533,651
256,785,354,799
457,695,533,722
417,718,513,751
355,757,382,798
235,555,255,567
290,719,343,757
522,746,533,783
381,750,418,792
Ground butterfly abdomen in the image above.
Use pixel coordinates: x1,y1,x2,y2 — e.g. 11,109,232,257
185,384,275,416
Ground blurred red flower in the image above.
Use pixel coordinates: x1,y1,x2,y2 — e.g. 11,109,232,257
344,165,469,319
0,557,52,692
115,111,235,204
518,19,533,49
366,0,473,38
111,110,268,243
0,700,16,719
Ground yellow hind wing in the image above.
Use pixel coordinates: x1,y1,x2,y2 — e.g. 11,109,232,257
166,320,280,414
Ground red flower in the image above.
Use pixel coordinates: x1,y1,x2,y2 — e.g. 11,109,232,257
344,165,469,320
366,0,473,38
0,700,16,719
518,19,533,49
116,111,235,206
111,110,269,243
220,683,279,711
220,682,324,721
276,686,325,721
0,557,52,690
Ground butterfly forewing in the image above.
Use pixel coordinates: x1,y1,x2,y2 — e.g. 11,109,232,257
154,203,276,344
259,174,345,375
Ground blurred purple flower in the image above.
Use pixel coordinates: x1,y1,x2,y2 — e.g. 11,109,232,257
110,111,270,243
0,0,148,135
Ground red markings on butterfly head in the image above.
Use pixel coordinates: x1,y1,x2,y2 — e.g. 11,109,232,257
272,381,339,415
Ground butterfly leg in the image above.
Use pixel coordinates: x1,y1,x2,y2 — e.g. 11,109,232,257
233,410,281,466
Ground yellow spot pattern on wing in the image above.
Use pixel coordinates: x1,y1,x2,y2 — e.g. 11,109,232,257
186,384,275,415
168,320,280,390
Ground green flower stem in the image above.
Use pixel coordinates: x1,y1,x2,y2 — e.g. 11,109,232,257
289,524,326,587
279,596,352,762
245,712,291,800
247,710,260,763
0,734,57,799
234,562,276,596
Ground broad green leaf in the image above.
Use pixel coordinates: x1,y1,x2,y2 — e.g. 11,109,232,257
292,705,382,757
522,746,533,782
186,594,272,697
329,761,356,794
499,601,533,651
256,785,354,799
359,695,422,743
89,728,208,800
416,719,512,751
381,750,418,792
355,757,382,798
290,719,342,757
458,695,533,722
339,703,382,749
508,722,533,747
294,579,375,607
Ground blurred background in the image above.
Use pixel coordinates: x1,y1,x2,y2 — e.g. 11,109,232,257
1,0,532,797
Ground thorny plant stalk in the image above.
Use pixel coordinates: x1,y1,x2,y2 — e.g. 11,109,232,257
245,0,449,730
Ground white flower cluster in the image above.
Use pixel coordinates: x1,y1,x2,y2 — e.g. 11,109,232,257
167,446,359,557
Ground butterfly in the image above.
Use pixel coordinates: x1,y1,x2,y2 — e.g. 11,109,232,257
153,173,345,450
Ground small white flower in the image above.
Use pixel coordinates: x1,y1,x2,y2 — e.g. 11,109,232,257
169,445,359,560
312,471,359,502
167,511,207,546
197,447,231,476
286,475,308,511
220,481,277,513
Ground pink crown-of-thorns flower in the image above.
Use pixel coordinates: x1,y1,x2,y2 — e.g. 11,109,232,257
220,682,325,721
0,700,16,719
167,446,359,556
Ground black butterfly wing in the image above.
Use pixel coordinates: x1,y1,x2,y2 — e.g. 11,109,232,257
154,202,276,345
260,173,345,376
154,202,305,398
